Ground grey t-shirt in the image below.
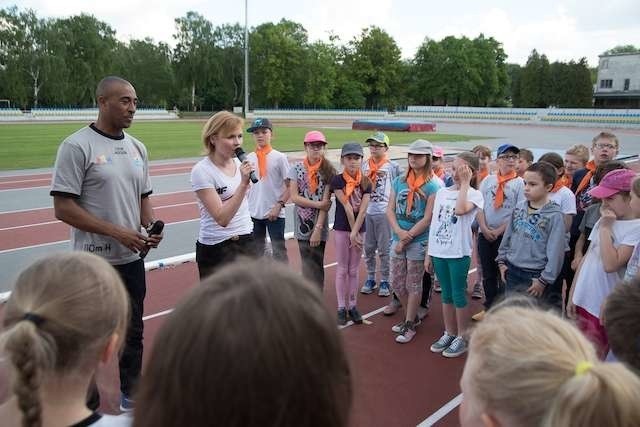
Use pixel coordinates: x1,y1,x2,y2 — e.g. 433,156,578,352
479,175,525,230
50,125,152,265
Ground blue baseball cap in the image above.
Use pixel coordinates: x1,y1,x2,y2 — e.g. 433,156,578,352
497,143,520,156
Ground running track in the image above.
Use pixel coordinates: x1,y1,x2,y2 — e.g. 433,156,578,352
0,161,486,427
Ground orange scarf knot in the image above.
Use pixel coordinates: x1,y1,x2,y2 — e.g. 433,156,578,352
478,168,489,185
433,166,446,179
493,171,518,209
406,170,428,215
255,145,272,179
304,157,322,194
575,160,596,196
342,170,362,203
367,155,389,181
552,175,571,192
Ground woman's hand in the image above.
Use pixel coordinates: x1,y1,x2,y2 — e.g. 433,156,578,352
239,160,254,184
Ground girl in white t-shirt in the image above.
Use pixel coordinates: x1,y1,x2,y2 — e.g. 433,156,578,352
428,152,484,358
191,111,256,279
624,176,640,282
568,169,640,358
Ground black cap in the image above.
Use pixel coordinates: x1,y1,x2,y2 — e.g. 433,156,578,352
247,118,273,133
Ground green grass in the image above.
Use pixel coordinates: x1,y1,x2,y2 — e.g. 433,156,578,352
0,121,489,170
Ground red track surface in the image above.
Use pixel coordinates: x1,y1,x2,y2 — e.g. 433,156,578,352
0,162,484,426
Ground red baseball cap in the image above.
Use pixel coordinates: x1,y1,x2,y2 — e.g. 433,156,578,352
589,169,637,199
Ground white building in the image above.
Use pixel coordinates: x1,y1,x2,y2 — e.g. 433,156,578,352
593,52,640,108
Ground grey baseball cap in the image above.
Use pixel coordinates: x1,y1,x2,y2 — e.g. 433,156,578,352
407,139,433,155
341,142,364,157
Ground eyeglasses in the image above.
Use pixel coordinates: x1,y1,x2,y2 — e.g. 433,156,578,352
594,143,616,150
498,154,518,160
305,143,326,151
368,143,385,148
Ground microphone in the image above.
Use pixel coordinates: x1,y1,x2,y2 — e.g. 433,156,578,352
140,220,164,259
234,147,259,183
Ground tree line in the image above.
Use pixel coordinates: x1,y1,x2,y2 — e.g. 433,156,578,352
0,6,603,111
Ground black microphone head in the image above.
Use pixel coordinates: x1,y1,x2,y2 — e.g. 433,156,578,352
234,147,246,158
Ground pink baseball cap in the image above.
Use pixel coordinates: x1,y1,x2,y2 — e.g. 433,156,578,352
303,130,327,144
589,169,637,199
433,146,444,158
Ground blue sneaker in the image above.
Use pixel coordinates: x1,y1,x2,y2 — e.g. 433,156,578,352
360,279,377,294
120,394,135,412
378,281,391,297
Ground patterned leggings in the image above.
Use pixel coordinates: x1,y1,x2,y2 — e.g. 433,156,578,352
391,258,424,297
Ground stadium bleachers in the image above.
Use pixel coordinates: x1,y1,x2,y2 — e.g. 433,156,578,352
0,108,179,122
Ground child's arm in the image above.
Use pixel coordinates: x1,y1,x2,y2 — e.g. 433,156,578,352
310,188,331,248
599,209,635,273
350,194,370,247
496,213,515,282
334,189,356,229
386,188,409,242
566,256,585,319
454,164,475,215
407,193,436,240
289,180,331,211
534,214,568,296
571,231,587,270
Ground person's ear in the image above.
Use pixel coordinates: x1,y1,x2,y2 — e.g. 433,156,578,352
545,183,554,192
481,412,502,427
99,333,120,364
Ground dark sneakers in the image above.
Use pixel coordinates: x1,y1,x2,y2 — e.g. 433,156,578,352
348,307,363,324
337,308,347,326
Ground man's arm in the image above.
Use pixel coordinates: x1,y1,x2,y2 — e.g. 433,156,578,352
54,195,147,252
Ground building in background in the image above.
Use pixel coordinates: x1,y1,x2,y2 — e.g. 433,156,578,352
593,52,640,108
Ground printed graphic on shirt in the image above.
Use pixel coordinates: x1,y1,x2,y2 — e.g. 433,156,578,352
434,203,457,246
511,206,551,241
394,187,426,223
577,182,595,211
370,170,389,203
292,163,326,238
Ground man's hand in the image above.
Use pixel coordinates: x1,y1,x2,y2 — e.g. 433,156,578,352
114,227,148,253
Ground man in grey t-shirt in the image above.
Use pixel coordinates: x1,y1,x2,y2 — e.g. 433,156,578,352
50,76,162,412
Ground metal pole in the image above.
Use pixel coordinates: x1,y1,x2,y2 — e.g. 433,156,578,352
244,0,249,118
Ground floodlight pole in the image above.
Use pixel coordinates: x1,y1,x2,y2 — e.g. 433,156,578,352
244,0,249,118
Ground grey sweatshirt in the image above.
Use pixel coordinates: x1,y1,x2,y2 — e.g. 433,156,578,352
496,199,566,286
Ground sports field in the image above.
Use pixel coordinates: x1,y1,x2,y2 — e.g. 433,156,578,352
0,121,487,170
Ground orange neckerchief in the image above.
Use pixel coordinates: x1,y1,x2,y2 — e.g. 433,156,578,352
342,169,362,202
406,170,427,215
433,166,446,179
493,171,518,209
367,155,389,181
575,160,596,196
551,175,569,193
255,144,272,179
303,157,321,194
478,167,489,184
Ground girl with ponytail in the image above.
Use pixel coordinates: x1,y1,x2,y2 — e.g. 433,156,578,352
0,252,129,427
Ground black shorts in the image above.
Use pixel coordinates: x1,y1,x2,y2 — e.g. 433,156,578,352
195,234,256,279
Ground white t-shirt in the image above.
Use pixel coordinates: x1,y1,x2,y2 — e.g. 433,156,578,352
624,243,640,282
428,187,484,258
191,157,253,245
479,175,524,230
246,149,290,219
549,186,577,215
573,218,640,318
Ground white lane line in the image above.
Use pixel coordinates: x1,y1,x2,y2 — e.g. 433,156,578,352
416,393,463,427
0,220,60,231
0,177,50,185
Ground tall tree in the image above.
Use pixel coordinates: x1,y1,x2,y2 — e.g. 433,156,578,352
506,63,522,107
520,50,551,107
346,26,402,109
414,37,446,105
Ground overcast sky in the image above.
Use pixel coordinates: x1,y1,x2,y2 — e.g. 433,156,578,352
3,0,640,66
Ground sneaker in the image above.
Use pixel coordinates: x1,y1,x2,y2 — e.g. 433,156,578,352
119,394,135,412
471,310,486,322
383,297,402,316
430,332,456,353
417,305,429,320
378,281,391,297
471,283,483,300
392,316,421,333
337,308,347,326
395,322,417,343
442,336,468,358
434,284,442,293
348,307,363,324
360,279,377,294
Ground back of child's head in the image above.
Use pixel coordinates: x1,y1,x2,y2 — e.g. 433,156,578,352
134,259,352,427
593,160,628,184
466,305,640,427
565,144,590,164
519,148,534,163
526,162,557,187
471,145,491,160
1,252,128,427
456,151,480,189
603,279,640,373
538,152,564,173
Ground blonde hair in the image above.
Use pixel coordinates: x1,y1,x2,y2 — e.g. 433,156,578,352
201,111,244,155
592,131,619,148
467,306,640,427
1,253,129,427
565,144,590,164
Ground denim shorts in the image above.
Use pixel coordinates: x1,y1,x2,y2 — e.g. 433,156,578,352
390,239,427,261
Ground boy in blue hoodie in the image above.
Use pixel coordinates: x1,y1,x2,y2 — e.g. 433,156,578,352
497,162,566,301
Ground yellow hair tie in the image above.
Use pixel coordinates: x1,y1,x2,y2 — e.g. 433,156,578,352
575,361,593,376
